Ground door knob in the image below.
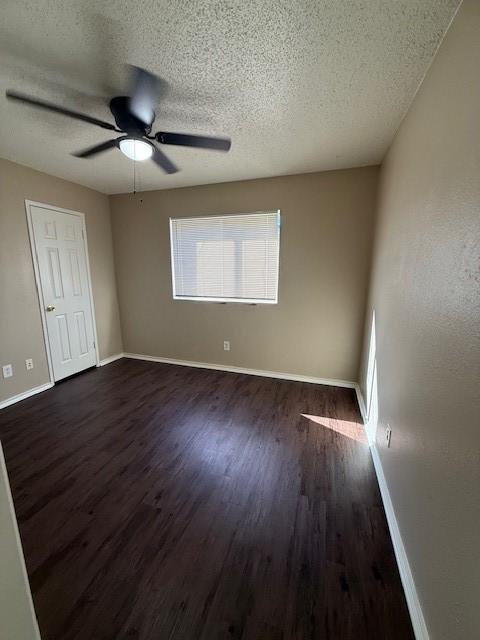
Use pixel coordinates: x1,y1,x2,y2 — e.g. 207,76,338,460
46,304,56,312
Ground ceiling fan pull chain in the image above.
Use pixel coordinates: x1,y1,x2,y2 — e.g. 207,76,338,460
133,150,136,194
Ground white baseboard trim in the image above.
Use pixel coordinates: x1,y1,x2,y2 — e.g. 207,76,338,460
355,385,428,639
0,382,54,411
370,445,429,640
97,353,125,367
354,383,368,424
123,353,356,389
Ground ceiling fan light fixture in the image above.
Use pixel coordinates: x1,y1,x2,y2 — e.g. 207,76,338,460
119,138,153,161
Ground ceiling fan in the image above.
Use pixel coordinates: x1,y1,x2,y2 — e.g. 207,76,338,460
5,66,231,174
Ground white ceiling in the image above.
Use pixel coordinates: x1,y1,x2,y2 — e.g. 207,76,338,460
0,0,459,194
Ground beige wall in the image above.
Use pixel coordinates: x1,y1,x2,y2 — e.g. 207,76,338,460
110,167,378,382
0,159,123,403
359,2,480,638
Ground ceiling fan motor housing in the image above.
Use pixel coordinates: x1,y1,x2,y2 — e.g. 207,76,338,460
109,96,153,135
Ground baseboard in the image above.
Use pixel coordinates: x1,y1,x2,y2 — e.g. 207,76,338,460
0,382,54,411
370,444,429,640
354,383,368,424
123,352,356,389
97,353,125,367
354,384,428,639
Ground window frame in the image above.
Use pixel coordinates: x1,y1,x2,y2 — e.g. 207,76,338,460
169,210,281,305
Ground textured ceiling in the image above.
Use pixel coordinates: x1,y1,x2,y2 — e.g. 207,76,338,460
0,0,459,194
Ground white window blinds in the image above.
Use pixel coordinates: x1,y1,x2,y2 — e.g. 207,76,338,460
170,211,280,304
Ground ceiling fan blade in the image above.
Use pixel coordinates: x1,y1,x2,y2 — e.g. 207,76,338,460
128,66,166,126
151,145,178,174
156,131,231,152
72,139,119,158
6,91,117,131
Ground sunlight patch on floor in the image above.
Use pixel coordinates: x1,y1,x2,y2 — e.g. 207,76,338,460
301,414,367,444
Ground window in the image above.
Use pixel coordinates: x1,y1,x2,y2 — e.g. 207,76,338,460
170,211,280,304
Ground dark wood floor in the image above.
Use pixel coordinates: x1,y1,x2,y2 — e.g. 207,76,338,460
0,359,413,640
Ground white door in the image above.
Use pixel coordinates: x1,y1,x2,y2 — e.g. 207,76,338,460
30,205,97,381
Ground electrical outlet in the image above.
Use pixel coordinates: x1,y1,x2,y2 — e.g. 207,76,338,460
26,358,34,370
223,341,230,351
2,364,13,378
386,425,392,448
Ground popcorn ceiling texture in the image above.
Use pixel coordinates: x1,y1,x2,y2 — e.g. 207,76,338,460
0,0,459,194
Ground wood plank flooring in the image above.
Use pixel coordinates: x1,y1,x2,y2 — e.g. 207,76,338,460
0,359,414,639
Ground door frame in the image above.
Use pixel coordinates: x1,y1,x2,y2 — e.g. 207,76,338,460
25,200,100,385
